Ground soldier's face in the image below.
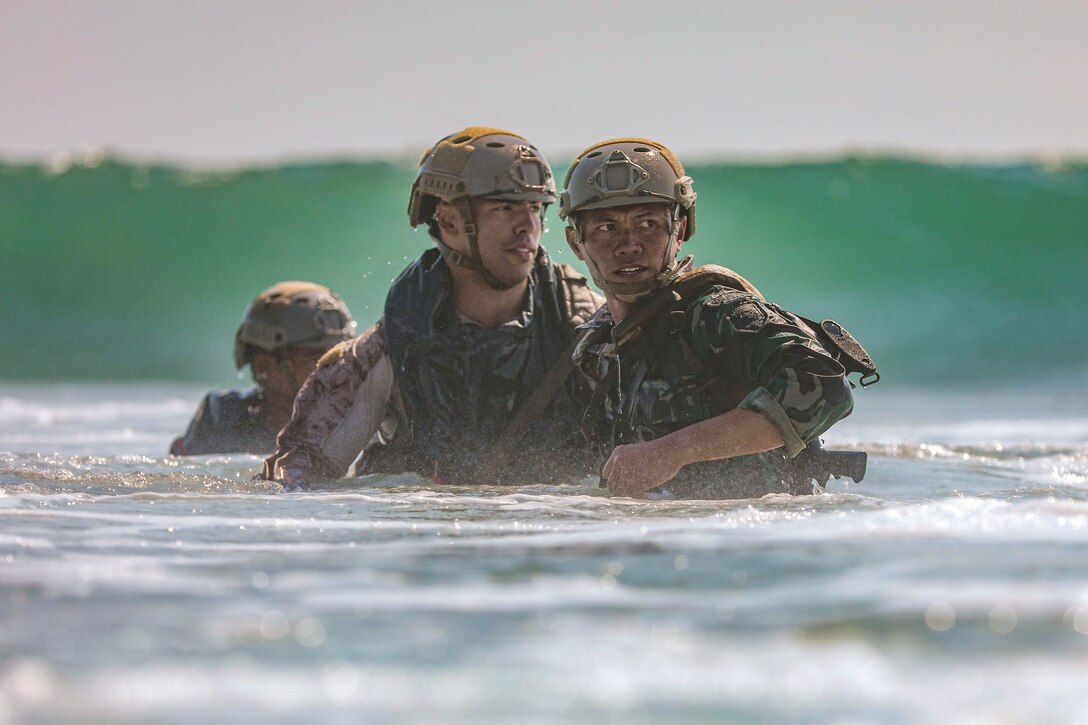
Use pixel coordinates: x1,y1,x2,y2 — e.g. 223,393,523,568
567,203,683,287
252,347,327,406
469,198,543,287
435,199,543,288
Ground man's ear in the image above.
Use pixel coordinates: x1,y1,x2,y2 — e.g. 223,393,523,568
564,226,586,261
434,201,460,234
249,351,275,384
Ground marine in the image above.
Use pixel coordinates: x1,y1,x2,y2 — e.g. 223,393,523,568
262,127,603,487
559,138,877,499
170,281,356,456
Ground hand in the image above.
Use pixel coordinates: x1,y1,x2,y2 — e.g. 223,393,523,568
602,439,684,499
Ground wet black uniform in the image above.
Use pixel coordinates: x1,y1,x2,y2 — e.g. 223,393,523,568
170,387,276,456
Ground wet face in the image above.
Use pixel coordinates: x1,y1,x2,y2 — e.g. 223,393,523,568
438,198,543,288
566,203,684,289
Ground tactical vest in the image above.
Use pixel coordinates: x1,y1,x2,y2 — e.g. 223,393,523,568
360,248,601,484
575,264,876,498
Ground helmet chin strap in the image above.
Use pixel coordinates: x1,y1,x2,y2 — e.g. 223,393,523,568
431,198,526,292
575,205,686,299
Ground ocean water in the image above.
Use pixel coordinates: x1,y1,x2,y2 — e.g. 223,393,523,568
2,155,1086,385
3,155,1088,722
1,382,1087,723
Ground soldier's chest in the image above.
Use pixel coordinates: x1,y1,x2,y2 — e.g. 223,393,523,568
581,331,748,433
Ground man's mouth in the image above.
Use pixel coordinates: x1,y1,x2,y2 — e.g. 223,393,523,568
506,243,537,261
612,264,649,278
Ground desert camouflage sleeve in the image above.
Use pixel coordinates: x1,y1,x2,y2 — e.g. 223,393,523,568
262,322,395,487
688,289,854,457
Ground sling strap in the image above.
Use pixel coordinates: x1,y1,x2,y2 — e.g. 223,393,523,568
473,332,586,482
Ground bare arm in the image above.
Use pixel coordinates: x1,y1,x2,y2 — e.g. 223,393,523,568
603,408,783,498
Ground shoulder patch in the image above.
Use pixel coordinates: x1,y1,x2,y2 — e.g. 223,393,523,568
728,301,769,333
318,340,350,368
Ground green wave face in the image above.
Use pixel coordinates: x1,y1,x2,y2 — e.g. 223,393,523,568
2,157,1086,387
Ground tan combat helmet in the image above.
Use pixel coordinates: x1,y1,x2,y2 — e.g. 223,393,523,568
407,126,557,290
559,138,697,298
233,281,357,369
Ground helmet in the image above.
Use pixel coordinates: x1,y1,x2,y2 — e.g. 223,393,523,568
233,281,357,369
407,126,557,290
559,138,697,298
559,138,696,238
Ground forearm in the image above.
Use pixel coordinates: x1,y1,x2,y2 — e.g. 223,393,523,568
263,375,359,486
656,407,784,471
601,407,785,498
262,325,393,487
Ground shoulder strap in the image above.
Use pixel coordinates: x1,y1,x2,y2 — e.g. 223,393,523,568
671,264,765,301
474,261,599,481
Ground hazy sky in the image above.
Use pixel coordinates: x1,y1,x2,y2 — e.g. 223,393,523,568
2,0,1086,163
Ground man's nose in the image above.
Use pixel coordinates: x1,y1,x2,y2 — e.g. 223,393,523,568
614,225,642,255
513,203,539,232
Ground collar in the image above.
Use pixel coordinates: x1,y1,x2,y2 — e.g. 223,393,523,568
455,272,536,329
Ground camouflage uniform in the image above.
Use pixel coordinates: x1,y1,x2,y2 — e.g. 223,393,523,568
575,260,854,499
170,387,275,456
263,249,603,487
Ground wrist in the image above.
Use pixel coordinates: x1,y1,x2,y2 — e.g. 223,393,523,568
649,431,694,472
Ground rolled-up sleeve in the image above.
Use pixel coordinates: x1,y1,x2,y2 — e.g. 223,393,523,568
690,290,854,457
262,322,395,487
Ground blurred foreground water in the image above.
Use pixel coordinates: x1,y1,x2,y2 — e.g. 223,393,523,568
1,382,1087,723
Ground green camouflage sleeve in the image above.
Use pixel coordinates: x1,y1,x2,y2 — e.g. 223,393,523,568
687,287,854,457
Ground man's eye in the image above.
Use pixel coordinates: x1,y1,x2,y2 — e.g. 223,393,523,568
594,223,615,232
637,219,655,229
